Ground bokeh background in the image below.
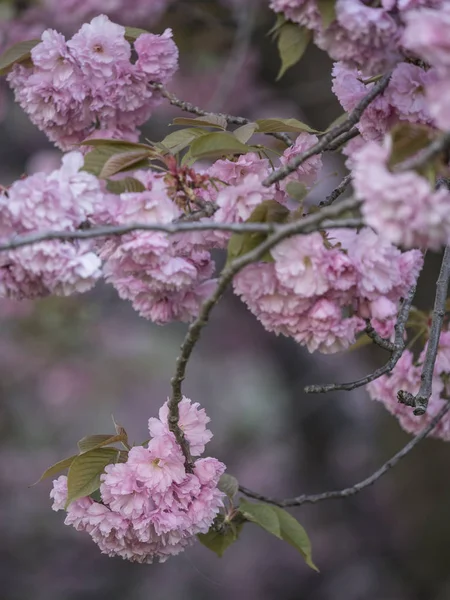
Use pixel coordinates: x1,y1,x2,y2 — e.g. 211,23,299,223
0,1,449,599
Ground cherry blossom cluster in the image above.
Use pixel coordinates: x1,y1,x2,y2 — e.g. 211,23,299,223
7,16,178,150
367,329,450,440
99,168,218,324
0,152,103,299
234,228,423,354
50,398,225,563
352,135,450,250
269,0,444,74
403,4,450,131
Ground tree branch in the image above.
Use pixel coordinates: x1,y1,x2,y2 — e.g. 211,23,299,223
305,280,419,394
168,197,362,464
398,246,450,415
262,72,392,187
151,83,292,147
239,400,450,507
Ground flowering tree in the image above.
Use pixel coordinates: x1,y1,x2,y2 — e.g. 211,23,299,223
1,0,450,572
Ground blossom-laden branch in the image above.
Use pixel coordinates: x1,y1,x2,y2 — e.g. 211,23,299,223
305,281,419,394
169,198,362,463
398,246,450,415
263,72,392,187
151,82,293,147
239,400,450,508
0,214,363,254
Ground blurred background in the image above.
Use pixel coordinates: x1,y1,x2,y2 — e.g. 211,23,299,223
0,1,449,599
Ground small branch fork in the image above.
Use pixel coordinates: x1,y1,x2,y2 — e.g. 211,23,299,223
305,281,419,394
239,400,450,508
262,72,392,187
398,246,450,415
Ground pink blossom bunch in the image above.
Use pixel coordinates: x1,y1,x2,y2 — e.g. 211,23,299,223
269,0,444,74
352,135,450,250
403,5,450,130
99,170,217,324
332,61,437,147
50,397,225,563
234,228,423,353
0,152,103,299
7,16,179,150
367,330,450,440
208,135,322,245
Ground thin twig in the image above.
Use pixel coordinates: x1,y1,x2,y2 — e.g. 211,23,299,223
398,246,450,415
168,198,362,463
320,173,351,207
151,83,292,147
263,72,392,187
239,400,450,507
305,281,418,394
364,321,395,352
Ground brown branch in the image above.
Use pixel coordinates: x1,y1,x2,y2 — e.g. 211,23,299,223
239,400,450,507
0,213,363,254
262,72,392,187
305,280,419,394
398,246,450,415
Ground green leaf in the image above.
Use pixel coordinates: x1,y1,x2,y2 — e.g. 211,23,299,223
66,448,120,507
317,0,336,29
276,24,311,80
33,455,77,485
198,518,243,557
233,123,257,144
82,142,151,176
99,149,152,179
218,474,239,499
0,39,40,76
197,528,237,557
106,177,146,194
286,181,308,203
239,499,281,538
272,506,318,571
124,26,148,42
77,433,126,454
172,115,228,130
190,132,252,161
79,138,152,150
256,118,318,134
160,128,206,155
181,147,196,167
268,13,287,39
226,200,290,266
387,123,436,169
